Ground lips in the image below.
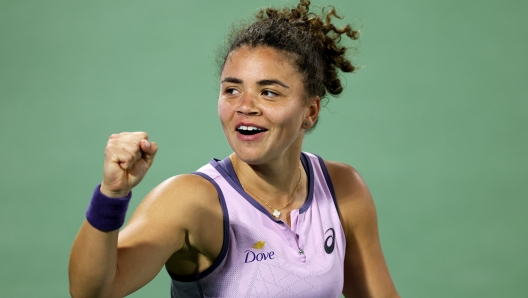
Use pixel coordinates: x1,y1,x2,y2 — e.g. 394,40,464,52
235,123,268,140
237,125,268,135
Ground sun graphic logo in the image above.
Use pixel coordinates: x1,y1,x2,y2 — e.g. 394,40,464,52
252,241,266,250
244,241,275,263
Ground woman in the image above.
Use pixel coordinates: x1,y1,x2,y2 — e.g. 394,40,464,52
69,1,399,297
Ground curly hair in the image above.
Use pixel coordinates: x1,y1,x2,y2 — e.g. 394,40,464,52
219,0,359,103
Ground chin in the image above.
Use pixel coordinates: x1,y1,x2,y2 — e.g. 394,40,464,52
232,147,274,165
234,151,265,165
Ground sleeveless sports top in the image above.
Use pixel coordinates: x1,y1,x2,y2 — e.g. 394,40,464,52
169,152,346,298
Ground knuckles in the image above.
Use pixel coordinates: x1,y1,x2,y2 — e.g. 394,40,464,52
106,132,149,147
104,132,149,165
108,131,149,141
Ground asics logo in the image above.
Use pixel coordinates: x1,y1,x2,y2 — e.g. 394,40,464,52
324,228,335,254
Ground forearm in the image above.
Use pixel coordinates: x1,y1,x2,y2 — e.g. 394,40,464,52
69,220,119,297
68,133,158,297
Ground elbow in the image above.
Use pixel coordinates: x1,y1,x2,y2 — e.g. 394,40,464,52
68,277,114,298
68,263,117,298
69,287,82,298
69,287,113,298
69,282,94,298
69,286,87,298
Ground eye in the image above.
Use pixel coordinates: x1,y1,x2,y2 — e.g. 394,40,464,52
261,90,279,97
225,87,240,95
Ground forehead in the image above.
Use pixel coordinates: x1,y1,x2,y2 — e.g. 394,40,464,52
222,46,301,82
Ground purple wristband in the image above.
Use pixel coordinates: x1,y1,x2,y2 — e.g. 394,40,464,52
85,184,132,232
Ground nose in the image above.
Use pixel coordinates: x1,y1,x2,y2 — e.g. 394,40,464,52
236,92,261,116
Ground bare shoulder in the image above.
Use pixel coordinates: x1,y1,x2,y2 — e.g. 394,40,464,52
128,173,220,230
323,160,399,297
119,173,222,251
322,160,376,235
134,173,220,220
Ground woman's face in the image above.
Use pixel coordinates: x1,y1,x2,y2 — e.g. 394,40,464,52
218,46,319,165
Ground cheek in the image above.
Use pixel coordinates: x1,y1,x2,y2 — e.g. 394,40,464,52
217,99,230,123
265,103,304,127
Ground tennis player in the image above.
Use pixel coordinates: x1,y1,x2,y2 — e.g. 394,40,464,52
69,1,399,297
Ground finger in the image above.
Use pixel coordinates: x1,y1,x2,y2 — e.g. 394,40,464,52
140,140,158,167
129,131,149,143
110,134,142,151
105,142,140,169
112,149,138,170
118,141,143,166
109,132,148,150
105,132,150,169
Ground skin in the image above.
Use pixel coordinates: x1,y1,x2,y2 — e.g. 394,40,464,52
218,46,319,217
68,46,399,297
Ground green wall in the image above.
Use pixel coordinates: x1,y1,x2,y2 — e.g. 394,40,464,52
1,0,527,297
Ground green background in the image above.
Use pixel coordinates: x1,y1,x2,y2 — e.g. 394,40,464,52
1,0,527,297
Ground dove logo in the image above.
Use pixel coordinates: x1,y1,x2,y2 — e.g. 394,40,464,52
244,241,275,263
252,241,266,250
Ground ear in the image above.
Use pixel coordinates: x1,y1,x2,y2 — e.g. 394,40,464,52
302,96,320,129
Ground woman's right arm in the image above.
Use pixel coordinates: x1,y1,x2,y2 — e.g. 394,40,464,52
69,178,204,297
68,132,212,297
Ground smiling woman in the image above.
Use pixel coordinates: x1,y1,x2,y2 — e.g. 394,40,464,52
68,0,399,297
219,46,314,164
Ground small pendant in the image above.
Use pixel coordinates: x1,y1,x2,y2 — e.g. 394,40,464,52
272,209,280,218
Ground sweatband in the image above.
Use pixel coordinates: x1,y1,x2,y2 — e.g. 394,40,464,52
85,184,132,232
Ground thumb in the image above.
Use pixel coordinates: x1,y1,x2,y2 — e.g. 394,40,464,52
140,139,158,167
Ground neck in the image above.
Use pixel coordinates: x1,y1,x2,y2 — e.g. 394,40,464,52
230,151,304,208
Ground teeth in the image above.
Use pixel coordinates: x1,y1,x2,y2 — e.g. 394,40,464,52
238,126,262,131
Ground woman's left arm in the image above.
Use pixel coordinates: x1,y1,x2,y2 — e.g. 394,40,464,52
325,161,400,298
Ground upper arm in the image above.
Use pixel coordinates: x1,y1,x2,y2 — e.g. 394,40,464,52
110,174,219,297
325,161,399,298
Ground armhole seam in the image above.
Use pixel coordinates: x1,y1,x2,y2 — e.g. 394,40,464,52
315,155,342,219
167,171,230,282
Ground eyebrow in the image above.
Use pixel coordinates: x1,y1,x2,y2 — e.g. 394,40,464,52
221,77,242,84
221,77,290,88
257,79,289,88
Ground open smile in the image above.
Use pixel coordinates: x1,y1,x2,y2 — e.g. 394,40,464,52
235,124,269,141
236,125,268,136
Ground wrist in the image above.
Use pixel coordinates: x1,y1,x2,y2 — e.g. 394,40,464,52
86,184,132,232
100,182,130,198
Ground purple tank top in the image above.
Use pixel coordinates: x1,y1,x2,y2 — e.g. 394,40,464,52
169,152,346,297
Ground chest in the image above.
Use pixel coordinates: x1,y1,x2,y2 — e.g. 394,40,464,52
227,199,344,263
209,201,346,297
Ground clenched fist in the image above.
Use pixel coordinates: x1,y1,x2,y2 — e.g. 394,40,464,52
100,132,158,198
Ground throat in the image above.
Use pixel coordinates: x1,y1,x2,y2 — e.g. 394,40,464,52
229,155,306,224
